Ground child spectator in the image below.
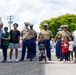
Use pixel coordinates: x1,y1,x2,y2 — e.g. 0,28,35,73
38,35,47,64
61,37,69,63
68,36,74,63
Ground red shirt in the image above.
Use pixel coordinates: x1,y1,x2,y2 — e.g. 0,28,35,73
61,41,69,53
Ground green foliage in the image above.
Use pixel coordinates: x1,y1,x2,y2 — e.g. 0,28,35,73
39,13,76,37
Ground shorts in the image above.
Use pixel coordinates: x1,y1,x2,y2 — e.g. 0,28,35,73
39,52,45,61
74,46,76,52
68,51,73,57
39,50,45,56
9,43,19,49
39,53,45,57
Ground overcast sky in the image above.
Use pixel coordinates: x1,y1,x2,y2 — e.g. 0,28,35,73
0,0,76,32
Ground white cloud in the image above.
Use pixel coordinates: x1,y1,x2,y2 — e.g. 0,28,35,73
0,0,76,32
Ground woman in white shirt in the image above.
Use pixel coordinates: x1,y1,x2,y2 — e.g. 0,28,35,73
68,36,74,63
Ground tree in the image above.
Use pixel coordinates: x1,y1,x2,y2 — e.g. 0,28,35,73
39,13,76,37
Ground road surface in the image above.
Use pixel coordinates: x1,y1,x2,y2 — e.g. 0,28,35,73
0,49,76,75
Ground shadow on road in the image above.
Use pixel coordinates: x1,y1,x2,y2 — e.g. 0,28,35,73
0,51,45,75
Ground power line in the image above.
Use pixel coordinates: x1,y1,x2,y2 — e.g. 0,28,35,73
7,15,14,31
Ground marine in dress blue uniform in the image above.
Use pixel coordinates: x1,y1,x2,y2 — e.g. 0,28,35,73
20,22,32,61
55,28,62,59
30,24,37,58
55,25,64,61
39,23,53,61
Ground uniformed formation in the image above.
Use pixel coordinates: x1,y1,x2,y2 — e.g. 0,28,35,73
55,25,76,63
0,20,76,64
20,22,37,61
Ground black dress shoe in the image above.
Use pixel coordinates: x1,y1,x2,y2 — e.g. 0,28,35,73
19,59,24,61
29,58,32,61
48,58,52,61
26,57,29,59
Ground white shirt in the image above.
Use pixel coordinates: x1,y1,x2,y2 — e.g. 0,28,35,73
73,30,76,46
68,41,74,51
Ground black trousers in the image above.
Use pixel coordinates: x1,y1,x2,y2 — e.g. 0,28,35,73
21,39,31,60
62,52,68,61
2,45,8,60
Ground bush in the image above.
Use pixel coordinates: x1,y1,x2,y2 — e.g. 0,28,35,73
39,13,76,37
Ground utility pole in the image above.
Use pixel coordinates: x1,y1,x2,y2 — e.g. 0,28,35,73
7,15,14,31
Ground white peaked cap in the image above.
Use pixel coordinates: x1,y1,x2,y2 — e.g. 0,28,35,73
43,23,48,26
58,28,61,31
63,24,68,28
30,24,34,26
24,22,30,25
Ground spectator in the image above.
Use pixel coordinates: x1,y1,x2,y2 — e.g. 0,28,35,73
68,36,73,63
1,27,10,62
61,37,69,63
0,22,3,48
8,23,20,62
72,30,76,63
38,35,47,64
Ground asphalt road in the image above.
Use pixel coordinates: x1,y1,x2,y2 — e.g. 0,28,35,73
0,49,76,75
0,50,45,75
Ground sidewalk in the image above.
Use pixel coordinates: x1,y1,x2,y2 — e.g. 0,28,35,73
45,51,76,75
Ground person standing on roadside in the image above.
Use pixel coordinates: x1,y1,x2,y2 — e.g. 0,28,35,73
61,37,69,63
8,23,20,62
0,22,3,48
30,24,37,58
72,30,76,63
1,27,10,63
59,25,71,61
20,22,33,61
39,23,53,61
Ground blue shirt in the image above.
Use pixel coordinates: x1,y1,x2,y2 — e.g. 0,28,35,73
0,29,3,46
38,41,46,50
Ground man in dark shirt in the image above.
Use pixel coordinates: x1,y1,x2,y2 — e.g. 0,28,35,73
8,23,20,62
